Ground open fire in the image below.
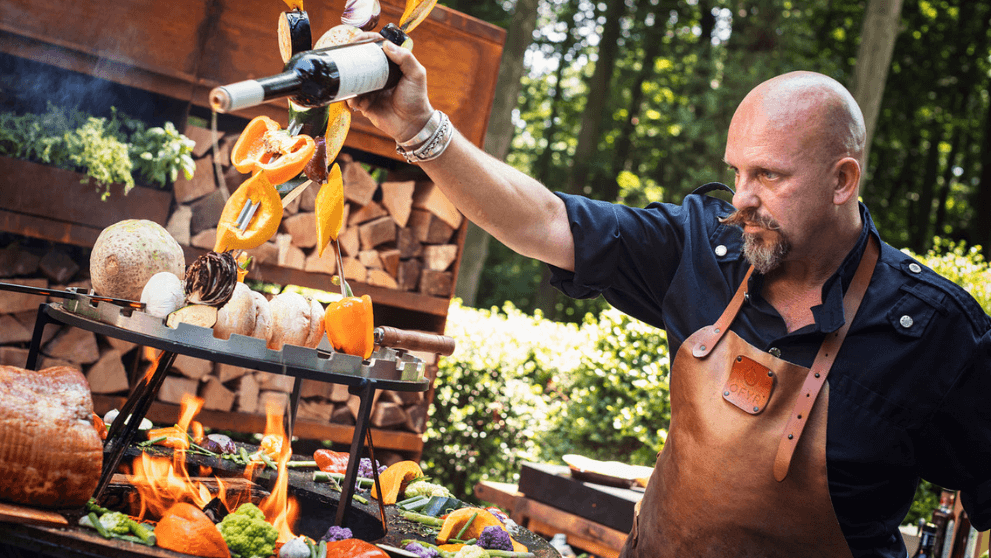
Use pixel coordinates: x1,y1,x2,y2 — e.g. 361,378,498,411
127,392,299,543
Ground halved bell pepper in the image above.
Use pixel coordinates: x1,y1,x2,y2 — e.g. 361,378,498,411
231,115,316,185
315,163,344,257
324,294,374,359
214,171,284,252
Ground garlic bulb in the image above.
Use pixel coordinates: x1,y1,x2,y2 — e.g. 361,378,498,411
140,272,186,319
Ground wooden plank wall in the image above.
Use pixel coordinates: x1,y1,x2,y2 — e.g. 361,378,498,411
0,0,506,161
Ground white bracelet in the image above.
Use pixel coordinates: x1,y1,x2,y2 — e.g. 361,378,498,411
398,110,441,149
396,111,453,164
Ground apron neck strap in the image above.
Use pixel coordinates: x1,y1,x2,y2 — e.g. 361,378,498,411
692,266,754,358
773,235,881,481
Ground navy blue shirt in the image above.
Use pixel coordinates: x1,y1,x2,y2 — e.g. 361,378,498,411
548,186,991,558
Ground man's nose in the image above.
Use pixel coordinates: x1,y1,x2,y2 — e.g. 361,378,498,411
733,179,759,210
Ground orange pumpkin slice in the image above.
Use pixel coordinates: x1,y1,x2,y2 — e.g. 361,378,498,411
156,502,230,558
369,460,423,505
436,508,503,544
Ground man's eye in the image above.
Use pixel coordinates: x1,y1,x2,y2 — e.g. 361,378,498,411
762,170,779,180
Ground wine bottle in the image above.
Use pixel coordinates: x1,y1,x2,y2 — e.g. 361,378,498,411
932,490,956,558
913,523,938,558
210,25,407,113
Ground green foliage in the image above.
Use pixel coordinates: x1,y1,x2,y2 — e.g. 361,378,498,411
128,120,197,188
535,308,670,465
0,103,194,199
422,300,670,499
63,116,135,199
909,237,991,313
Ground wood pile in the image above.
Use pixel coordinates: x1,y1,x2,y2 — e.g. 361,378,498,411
170,124,464,298
0,238,437,440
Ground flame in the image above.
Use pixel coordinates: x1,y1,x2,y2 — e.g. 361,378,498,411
127,395,236,520
257,400,299,543
142,347,163,383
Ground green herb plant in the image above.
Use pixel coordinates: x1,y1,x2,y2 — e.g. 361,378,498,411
0,103,195,200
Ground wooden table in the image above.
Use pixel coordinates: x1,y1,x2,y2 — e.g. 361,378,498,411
474,480,629,558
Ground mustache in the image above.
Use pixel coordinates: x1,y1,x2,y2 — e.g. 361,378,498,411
719,207,781,231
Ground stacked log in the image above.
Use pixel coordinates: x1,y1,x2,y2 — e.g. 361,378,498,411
171,124,463,297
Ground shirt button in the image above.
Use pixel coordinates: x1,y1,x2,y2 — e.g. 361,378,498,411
909,263,922,274
899,315,914,328
715,245,728,257
769,347,782,358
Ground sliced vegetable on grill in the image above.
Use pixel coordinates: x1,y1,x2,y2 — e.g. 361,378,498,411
230,115,316,185
324,294,374,359
214,171,284,253
278,9,312,63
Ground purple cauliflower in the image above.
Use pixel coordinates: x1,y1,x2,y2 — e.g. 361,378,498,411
321,525,353,542
476,525,514,551
403,542,440,558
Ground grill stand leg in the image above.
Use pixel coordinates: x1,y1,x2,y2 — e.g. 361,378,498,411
25,304,52,371
92,350,178,501
335,379,380,530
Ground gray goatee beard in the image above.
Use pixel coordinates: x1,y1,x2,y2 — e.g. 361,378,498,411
719,208,791,274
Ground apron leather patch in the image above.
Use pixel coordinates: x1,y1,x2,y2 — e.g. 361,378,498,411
722,354,774,414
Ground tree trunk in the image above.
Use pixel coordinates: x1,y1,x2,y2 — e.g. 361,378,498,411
563,0,628,196
849,0,904,173
909,124,942,252
606,2,668,202
970,98,991,252
454,0,539,306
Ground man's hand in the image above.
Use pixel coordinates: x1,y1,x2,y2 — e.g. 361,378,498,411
346,34,434,144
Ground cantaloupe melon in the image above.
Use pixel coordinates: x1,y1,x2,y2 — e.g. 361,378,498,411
90,220,185,301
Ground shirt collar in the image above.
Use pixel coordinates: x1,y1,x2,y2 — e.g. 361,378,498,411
748,203,877,334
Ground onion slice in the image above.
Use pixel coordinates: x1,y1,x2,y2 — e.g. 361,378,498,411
341,0,380,31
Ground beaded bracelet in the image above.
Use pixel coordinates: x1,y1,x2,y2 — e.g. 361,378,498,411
396,111,453,164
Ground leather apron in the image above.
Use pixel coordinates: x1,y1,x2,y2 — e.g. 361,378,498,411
621,238,878,558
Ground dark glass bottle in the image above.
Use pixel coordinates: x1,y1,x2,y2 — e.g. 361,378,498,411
913,523,938,558
210,25,406,113
932,490,956,558
948,509,973,558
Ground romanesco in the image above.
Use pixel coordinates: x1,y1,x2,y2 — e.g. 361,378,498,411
218,503,278,558
404,480,453,499
453,545,488,558
99,511,132,535
475,525,513,551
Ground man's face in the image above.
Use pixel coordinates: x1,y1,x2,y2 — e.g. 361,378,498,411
722,95,836,274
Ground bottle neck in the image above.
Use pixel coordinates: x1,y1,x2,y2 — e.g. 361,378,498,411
209,70,303,113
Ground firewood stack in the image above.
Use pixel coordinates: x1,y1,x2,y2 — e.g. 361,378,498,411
170,124,464,298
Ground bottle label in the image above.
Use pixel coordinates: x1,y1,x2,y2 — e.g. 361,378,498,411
334,43,390,100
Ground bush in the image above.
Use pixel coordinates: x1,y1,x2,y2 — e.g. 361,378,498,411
422,301,670,499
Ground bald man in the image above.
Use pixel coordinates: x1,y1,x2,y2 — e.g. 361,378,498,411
353,44,991,558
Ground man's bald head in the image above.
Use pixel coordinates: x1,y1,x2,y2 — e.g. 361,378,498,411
738,71,867,171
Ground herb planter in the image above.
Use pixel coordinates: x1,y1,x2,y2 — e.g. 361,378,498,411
0,157,173,245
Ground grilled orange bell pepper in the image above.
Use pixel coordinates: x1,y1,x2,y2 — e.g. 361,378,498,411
315,163,344,257
214,171,284,252
324,294,374,359
231,115,316,185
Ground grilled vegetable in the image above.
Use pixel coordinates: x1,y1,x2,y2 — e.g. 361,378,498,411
278,9,312,63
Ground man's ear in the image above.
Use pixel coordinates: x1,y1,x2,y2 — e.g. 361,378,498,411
833,157,861,205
